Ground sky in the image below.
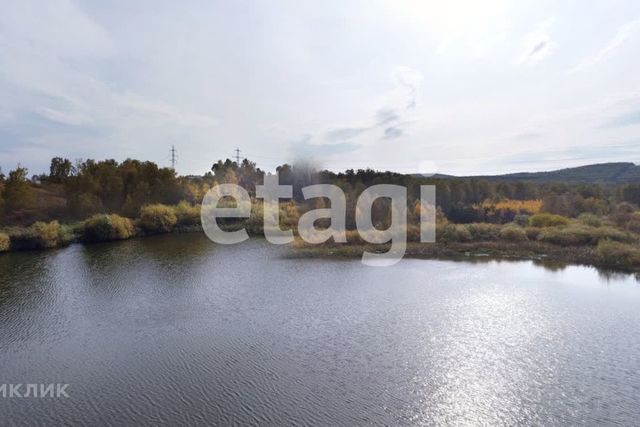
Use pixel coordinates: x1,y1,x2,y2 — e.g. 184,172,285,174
1,0,640,176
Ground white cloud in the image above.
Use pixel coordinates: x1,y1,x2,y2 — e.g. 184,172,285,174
0,0,219,172
517,18,556,65
36,107,93,127
1,0,640,176
321,65,423,147
567,17,640,73
390,66,423,109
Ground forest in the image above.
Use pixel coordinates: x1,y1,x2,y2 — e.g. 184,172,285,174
1,157,640,270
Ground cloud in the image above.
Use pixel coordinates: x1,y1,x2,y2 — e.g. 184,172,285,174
325,126,370,142
323,66,421,143
0,0,219,172
528,41,547,57
383,126,403,139
4,1,638,177
36,107,93,127
375,108,401,126
568,17,640,73
325,108,406,142
517,18,555,65
390,66,423,109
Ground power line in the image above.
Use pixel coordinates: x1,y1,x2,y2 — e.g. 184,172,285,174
170,145,177,170
228,150,428,173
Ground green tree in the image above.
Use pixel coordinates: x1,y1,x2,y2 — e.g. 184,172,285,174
49,157,73,183
2,166,35,212
620,184,640,205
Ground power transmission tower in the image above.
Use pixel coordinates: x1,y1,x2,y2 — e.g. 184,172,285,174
234,147,241,164
170,145,177,170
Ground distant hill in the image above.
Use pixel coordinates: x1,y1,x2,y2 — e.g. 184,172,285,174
430,162,640,185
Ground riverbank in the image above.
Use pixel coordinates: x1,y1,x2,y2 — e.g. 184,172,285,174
2,206,640,273
288,240,640,273
3,224,640,274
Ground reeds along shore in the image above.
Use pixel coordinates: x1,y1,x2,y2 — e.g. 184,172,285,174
1,203,640,272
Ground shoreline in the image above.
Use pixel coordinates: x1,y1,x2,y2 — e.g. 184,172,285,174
287,240,640,273
3,225,639,275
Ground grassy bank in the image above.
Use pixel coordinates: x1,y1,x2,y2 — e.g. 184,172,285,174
0,201,203,251
290,213,640,272
290,240,640,272
2,206,640,272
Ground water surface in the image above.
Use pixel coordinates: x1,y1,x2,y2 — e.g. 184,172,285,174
1,234,639,425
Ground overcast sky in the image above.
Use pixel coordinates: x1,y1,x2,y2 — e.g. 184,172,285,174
1,0,640,176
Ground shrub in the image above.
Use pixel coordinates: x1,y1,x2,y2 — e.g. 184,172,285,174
246,201,264,234
59,224,74,245
627,214,640,234
406,224,422,242
32,221,63,248
528,213,570,227
139,204,177,233
71,193,103,218
578,213,602,228
280,201,300,228
610,203,636,228
616,202,635,214
5,227,36,250
173,201,201,227
439,224,472,242
344,229,365,245
596,240,640,270
537,225,635,246
0,232,9,252
538,225,594,246
596,226,636,244
84,214,135,242
525,227,541,240
513,214,529,227
5,222,71,250
499,225,528,242
465,223,500,241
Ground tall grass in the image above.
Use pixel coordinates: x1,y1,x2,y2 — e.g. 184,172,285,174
528,213,570,227
7,221,73,249
84,214,135,242
465,223,501,241
0,232,9,252
439,224,472,242
173,201,201,227
578,213,602,228
596,240,640,270
34,221,73,248
537,224,634,246
139,204,178,233
499,224,528,242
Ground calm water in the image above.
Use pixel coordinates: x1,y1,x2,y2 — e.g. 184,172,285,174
1,234,639,426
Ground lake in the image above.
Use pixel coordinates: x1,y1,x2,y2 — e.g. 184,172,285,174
1,233,639,425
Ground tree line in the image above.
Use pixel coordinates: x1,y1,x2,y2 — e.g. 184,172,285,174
1,157,640,227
